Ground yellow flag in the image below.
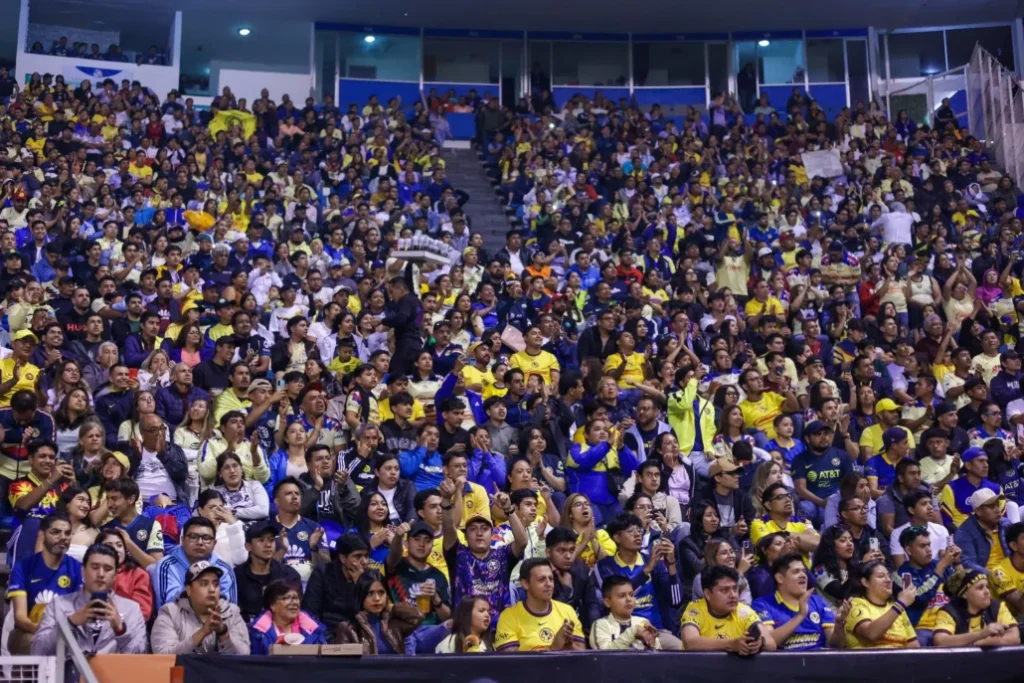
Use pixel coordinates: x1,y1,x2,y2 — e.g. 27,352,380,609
208,110,256,140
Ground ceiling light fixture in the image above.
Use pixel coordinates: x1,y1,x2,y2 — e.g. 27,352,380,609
364,35,376,44
758,39,770,47
238,28,251,37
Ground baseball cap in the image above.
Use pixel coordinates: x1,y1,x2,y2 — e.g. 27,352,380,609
408,521,435,538
757,247,774,258
882,427,908,450
249,379,272,392
464,513,492,529
934,401,957,418
709,459,742,477
185,560,224,585
244,520,278,543
11,329,38,344
961,446,987,463
967,488,1002,509
804,420,833,435
466,341,484,354
4,250,21,260
101,451,130,472
875,398,900,413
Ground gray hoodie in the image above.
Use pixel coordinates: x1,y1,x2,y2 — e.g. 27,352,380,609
150,596,250,655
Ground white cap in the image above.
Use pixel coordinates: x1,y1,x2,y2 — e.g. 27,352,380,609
967,488,1001,510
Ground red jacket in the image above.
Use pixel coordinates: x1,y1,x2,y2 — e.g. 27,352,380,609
114,565,154,621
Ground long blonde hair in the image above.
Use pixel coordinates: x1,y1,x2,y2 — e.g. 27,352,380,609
179,397,214,443
751,460,784,516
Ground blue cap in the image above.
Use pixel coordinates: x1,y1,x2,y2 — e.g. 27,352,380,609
962,447,986,463
804,420,833,435
883,427,909,450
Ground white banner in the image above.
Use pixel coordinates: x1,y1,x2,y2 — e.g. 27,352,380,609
802,150,845,179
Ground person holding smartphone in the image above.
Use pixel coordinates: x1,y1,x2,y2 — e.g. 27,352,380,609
31,543,147,656
681,564,776,653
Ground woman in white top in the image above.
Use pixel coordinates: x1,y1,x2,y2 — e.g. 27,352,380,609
435,596,493,654
408,351,443,405
138,349,172,392
196,487,249,567
173,398,214,505
210,452,270,522
52,486,99,563
54,387,93,463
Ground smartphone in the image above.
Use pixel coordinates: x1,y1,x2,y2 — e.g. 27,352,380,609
746,622,761,641
89,591,108,605
649,529,662,547
901,573,913,590
276,378,286,391
128,368,139,381
869,537,880,552
742,539,753,555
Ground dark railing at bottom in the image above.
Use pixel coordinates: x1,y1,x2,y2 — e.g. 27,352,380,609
177,646,1024,683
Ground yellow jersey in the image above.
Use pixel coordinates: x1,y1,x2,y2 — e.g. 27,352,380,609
460,365,495,393
933,602,1015,635
859,424,915,457
743,297,785,319
0,360,41,407
739,392,786,439
510,350,560,386
990,557,1024,616
603,352,646,389
844,597,917,648
495,600,584,651
458,481,492,529
680,598,761,646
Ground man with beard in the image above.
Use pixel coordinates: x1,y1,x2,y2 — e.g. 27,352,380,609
7,514,83,653
213,362,252,424
751,483,820,566
495,557,585,651
229,310,271,377
792,421,855,528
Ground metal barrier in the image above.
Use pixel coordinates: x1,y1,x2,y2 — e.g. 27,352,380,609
0,657,58,683
966,44,1024,191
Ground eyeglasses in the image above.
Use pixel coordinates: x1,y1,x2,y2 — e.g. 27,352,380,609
769,494,793,502
571,501,591,509
632,504,654,511
278,594,301,603
185,533,215,543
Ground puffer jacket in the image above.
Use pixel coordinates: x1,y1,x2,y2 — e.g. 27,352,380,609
567,440,639,505
249,609,327,655
151,596,250,655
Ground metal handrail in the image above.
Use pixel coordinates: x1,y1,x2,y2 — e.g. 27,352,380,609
54,613,98,683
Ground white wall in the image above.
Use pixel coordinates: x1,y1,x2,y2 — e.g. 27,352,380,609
213,65,311,106
16,52,179,98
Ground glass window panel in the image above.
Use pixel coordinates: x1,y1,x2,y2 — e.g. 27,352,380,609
886,32,946,78
708,43,728,100
946,26,1013,71
632,42,705,86
847,40,870,111
758,39,804,85
424,38,499,84
338,32,420,81
552,41,628,87
528,40,552,94
807,39,845,82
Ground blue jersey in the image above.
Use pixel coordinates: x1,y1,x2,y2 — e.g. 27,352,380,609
752,590,834,650
596,553,663,629
272,516,326,574
7,552,83,622
865,453,901,490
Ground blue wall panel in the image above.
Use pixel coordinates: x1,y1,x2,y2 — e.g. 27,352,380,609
447,113,476,139
552,86,630,107
423,82,499,101
809,83,848,119
338,79,422,111
759,84,806,110
633,87,706,110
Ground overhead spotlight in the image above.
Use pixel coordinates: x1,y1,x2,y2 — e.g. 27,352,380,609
758,39,770,47
238,28,251,36
364,35,376,44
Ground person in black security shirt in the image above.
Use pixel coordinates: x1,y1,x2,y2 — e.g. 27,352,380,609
193,337,235,396
379,276,422,376
235,521,300,623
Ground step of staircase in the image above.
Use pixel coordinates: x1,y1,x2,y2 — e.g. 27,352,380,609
444,148,511,255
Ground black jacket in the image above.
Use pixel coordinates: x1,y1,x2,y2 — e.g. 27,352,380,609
360,479,417,524
381,292,423,345
576,326,617,364
694,484,755,537
235,558,301,623
301,561,360,634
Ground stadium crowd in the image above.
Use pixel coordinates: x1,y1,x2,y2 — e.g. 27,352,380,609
0,64,1020,660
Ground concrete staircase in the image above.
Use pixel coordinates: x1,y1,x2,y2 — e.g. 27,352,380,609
444,147,512,256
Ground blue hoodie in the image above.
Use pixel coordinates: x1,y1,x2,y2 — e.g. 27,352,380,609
567,441,639,505
398,445,443,491
153,545,237,609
